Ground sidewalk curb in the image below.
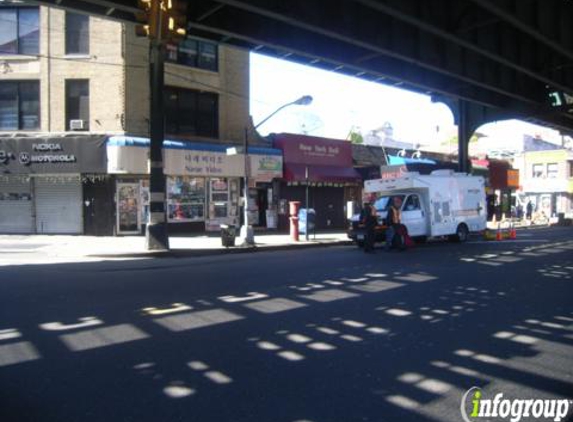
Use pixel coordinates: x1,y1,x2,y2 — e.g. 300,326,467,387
88,239,354,259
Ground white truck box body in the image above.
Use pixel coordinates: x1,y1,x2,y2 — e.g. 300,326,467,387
364,170,486,238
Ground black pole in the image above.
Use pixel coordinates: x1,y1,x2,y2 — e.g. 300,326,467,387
145,36,169,250
305,165,309,241
458,99,470,174
242,127,254,245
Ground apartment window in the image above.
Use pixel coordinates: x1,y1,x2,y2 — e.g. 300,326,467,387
0,81,40,130
65,12,89,55
66,80,89,131
165,87,218,137
166,39,218,71
0,7,39,55
547,163,559,179
532,164,544,178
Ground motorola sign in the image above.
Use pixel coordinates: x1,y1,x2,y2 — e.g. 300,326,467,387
0,136,106,174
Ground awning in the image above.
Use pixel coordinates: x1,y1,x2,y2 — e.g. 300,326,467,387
283,163,362,184
388,155,436,165
106,136,282,180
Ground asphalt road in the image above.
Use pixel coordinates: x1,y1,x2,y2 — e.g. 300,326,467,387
1,228,573,422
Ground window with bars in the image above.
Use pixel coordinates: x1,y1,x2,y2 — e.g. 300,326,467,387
546,163,559,179
165,87,218,138
65,12,89,55
166,39,218,71
532,164,544,178
0,81,40,131
66,80,90,131
0,7,39,55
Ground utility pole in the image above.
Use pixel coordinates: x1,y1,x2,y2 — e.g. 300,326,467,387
135,0,187,250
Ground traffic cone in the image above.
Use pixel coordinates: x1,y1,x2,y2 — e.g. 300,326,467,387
509,223,517,240
496,224,502,241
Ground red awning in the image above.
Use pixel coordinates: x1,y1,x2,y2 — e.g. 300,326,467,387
283,163,362,184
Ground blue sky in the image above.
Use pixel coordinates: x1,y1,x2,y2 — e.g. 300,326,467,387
249,53,563,150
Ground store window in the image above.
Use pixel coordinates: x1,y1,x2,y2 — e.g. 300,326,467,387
165,87,218,138
532,164,544,178
0,81,40,130
66,79,89,130
65,12,89,55
166,38,218,71
167,176,205,222
546,163,558,179
0,7,39,55
209,178,239,218
117,183,140,234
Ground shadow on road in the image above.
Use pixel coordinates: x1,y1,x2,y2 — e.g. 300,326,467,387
1,230,572,422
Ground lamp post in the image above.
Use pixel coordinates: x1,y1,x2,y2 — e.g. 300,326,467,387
239,95,313,246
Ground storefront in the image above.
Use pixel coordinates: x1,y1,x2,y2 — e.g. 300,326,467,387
0,136,108,234
107,136,282,234
473,159,519,220
271,133,362,231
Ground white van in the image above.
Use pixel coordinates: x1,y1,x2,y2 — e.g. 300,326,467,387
353,170,486,244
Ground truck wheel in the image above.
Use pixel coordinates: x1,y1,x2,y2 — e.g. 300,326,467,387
454,224,469,243
356,240,365,248
414,236,427,244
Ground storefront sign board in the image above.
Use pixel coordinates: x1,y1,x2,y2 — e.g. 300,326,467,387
273,134,352,167
0,136,107,174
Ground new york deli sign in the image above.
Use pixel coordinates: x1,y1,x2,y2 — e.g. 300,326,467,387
272,133,353,167
0,137,106,173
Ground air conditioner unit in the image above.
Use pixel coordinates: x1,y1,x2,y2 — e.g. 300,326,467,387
70,119,85,130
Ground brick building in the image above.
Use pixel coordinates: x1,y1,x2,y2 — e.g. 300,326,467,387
0,3,280,235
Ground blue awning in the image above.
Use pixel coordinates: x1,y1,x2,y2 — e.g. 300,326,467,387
388,155,436,165
106,135,282,156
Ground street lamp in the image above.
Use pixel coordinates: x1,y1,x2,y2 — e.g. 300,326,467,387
239,95,313,246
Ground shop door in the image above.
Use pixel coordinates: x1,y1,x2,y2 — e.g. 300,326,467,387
83,178,114,236
0,177,33,233
116,182,140,234
256,188,268,227
313,187,345,230
35,175,83,234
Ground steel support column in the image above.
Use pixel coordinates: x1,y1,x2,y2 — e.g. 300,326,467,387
458,99,471,173
145,38,169,251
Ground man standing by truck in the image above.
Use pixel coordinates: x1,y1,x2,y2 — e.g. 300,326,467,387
361,203,377,253
385,196,402,251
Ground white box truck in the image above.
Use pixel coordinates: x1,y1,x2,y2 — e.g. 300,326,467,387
349,170,486,245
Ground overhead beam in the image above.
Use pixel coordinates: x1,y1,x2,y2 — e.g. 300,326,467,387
27,0,138,21
197,0,541,106
189,20,535,113
196,4,226,22
351,0,573,95
468,0,573,64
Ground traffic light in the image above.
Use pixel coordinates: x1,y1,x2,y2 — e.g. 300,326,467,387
163,0,187,44
135,0,159,38
135,0,187,42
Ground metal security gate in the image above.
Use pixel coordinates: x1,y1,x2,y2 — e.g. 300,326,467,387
0,176,34,233
34,175,83,234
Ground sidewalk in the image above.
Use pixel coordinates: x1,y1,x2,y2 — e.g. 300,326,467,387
0,231,352,265
485,219,553,230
